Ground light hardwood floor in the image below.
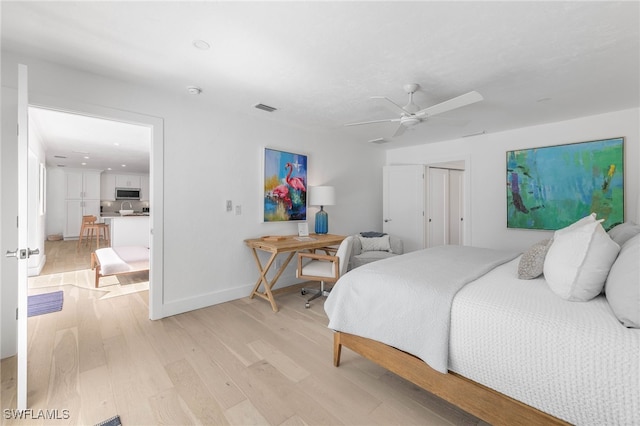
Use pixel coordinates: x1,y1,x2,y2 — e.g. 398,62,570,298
1,241,487,425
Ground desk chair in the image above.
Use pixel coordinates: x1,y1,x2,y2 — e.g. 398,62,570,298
297,236,353,308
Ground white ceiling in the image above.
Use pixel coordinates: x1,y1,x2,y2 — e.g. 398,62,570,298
29,107,151,174
2,1,639,155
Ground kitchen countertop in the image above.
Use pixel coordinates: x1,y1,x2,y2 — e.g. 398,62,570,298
101,212,150,218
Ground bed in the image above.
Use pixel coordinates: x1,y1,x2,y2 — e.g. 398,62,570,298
325,218,640,426
90,246,150,288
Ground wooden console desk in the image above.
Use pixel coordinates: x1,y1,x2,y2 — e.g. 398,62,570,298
245,233,346,312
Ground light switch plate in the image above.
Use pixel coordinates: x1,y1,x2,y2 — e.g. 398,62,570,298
226,200,232,212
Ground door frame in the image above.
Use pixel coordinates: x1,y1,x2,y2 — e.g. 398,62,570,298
29,94,165,319
425,155,472,246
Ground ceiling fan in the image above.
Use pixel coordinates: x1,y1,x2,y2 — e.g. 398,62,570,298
345,83,483,137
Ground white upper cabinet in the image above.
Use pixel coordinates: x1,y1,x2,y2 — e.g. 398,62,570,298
101,173,149,200
115,174,141,188
65,170,101,200
100,174,116,201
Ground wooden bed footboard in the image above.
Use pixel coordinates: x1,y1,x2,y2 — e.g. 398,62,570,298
333,331,569,426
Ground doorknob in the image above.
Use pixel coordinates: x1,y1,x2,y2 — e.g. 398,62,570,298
384,219,392,222
6,249,27,259
5,248,38,259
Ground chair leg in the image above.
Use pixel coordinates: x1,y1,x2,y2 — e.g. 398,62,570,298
301,281,331,308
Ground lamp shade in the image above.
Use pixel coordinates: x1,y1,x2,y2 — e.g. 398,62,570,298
310,186,335,206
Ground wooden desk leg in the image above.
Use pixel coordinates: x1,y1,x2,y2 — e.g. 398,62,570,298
248,250,296,312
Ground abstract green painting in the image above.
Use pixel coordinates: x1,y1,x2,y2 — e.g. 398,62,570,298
507,137,624,231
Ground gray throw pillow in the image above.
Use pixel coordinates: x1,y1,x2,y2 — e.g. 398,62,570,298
605,234,640,328
607,222,640,247
518,239,553,280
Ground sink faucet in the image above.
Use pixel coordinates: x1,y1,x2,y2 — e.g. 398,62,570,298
120,201,133,211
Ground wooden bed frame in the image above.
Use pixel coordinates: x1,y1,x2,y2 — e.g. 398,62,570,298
333,331,569,426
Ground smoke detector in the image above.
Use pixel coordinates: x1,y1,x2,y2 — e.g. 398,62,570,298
186,86,202,95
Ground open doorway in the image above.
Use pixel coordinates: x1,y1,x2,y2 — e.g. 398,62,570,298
25,103,163,317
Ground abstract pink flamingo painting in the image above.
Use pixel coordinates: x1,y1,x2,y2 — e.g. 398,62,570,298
285,162,306,192
263,148,307,222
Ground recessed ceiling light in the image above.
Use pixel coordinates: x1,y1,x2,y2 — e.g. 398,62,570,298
193,40,211,50
81,162,87,166
84,156,90,159
114,143,120,146
121,164,127,168
187,86,202,95
107,168,112,171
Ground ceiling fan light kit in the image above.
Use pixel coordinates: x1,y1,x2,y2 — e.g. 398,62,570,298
345,83,484,140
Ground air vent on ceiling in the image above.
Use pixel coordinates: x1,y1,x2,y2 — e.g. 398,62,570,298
57,164,66,167
54,155,67,159
369,138,390,144
254,103,277,113
462,130,486,138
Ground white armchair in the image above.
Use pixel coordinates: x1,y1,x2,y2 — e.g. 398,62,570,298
297,236,354,308
348,233,403,270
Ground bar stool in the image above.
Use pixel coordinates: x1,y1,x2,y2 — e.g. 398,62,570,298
77,215,110,250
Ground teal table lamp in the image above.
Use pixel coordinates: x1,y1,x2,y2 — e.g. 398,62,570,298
310,186,335,234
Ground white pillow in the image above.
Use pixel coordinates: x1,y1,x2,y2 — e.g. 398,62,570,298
543,219,620,301
556,212,597,235
605,234,640,328
358,235,392,253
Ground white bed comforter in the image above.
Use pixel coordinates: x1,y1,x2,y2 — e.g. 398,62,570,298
450,257,640,425
324,245,517,373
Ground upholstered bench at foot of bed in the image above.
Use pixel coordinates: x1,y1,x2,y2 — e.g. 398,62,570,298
91,246,150,288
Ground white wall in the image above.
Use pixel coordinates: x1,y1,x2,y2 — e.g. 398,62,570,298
387,108,640,252
1,52,385,357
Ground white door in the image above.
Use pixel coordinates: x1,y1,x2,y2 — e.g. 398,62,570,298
5,64,33,410
427,167,449,247
383,165,425,253
449,169,464,245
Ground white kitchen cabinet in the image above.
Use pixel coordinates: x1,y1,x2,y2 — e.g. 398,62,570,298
103,216,150,247
116,174,141,188
140,175,150,201
66,170,101,200
64,169,102,238
100,173,116,201
101,173,148,200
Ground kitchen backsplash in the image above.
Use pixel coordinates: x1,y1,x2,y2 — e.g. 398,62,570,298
101,200,150,213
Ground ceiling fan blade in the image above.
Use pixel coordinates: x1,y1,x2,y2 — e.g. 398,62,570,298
344,118,400,127
415,91,483,118
392,124,406,137
371,96,412,115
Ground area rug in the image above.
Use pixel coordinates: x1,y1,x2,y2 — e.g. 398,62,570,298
27,291,64,317
94,415,121,426
29,268,148,300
